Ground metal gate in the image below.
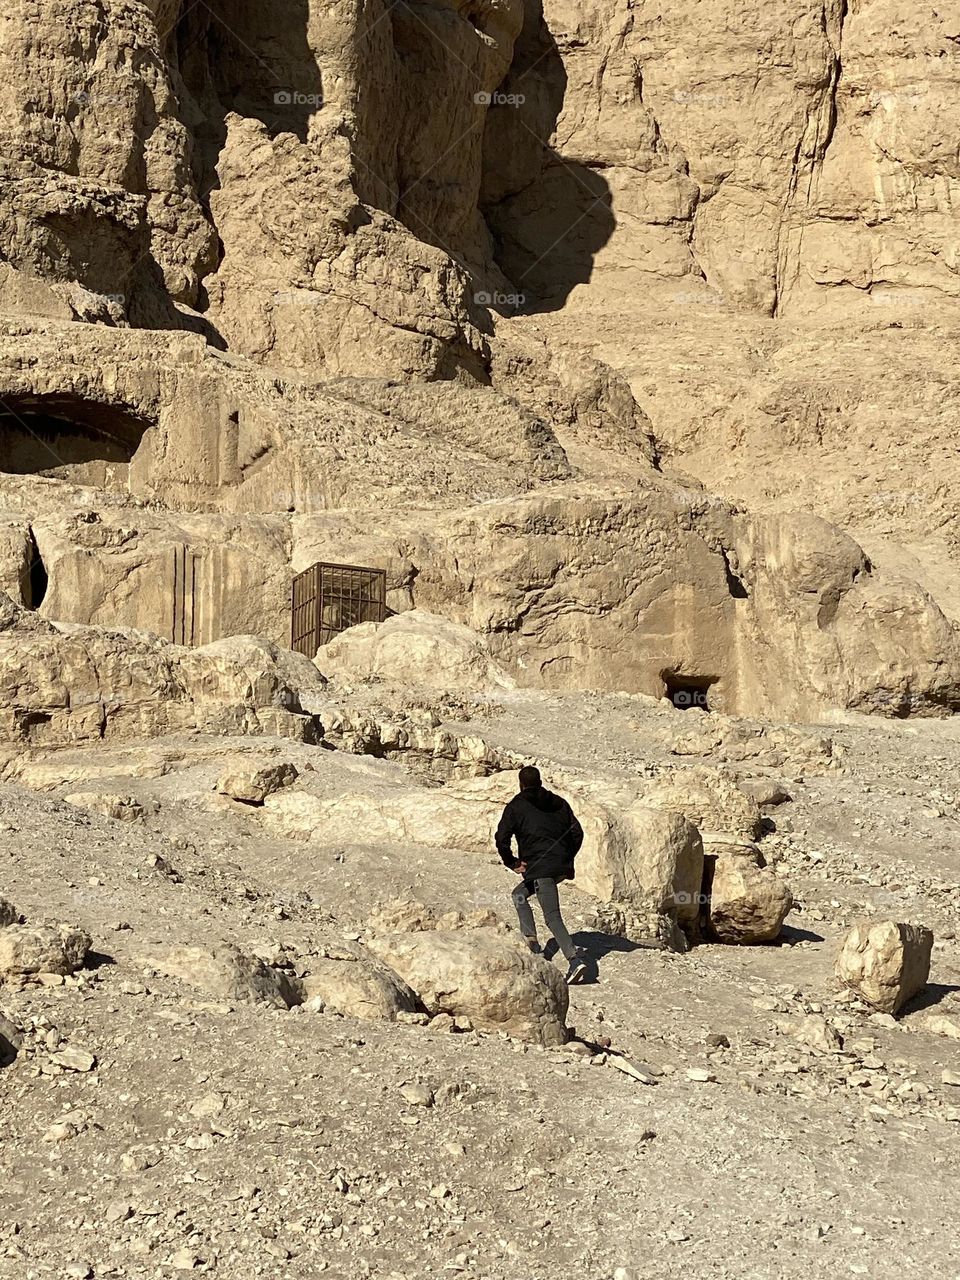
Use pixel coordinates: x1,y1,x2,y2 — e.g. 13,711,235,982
291,561,387,657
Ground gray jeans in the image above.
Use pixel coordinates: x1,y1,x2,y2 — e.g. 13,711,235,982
511,877,578,961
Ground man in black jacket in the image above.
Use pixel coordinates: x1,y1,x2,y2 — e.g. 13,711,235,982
495,765,587,984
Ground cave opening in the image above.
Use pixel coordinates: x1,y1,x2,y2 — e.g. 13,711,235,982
662,672,717,712
0,394,151,486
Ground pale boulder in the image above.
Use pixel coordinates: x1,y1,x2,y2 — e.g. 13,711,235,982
367,928,568,1046
300,954,419,1022
574,802,704,930
922,1014,960,1042
314,610,515,691
0,924,91,977
142,944,301,1009
708,856,792,944
215,761,299,805
262,785,492,851
64,793,149,822
835,921,933,1015
793,1014,843,1054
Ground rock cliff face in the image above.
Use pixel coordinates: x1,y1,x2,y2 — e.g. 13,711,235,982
0,0,958,719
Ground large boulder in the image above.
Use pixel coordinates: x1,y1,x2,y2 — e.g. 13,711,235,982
835,920,934,1015
0,597,322,747
141,944,301,1009
215,761,299,805
366,928,569,1046
0,923,91,977
300,954,419,1022
574,802,704,932
708,855,792,944
314,610,515,691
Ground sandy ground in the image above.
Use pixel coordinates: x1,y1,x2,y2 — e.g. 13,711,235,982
0,690,959,1280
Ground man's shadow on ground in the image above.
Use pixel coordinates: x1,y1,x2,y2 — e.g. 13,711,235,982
543,930,644,985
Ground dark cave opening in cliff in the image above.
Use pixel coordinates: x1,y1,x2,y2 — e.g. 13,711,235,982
0,394,151,483
662,672,717,712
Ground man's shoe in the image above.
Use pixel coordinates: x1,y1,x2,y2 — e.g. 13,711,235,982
565,953,588,984
521,936,542,955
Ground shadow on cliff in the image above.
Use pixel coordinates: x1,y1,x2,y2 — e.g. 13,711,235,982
150,0,324,324
478,0,615,313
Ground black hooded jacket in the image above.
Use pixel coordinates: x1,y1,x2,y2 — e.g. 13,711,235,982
495,786,584,882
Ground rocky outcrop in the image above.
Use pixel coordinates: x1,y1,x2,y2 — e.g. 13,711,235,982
299,954,420,1023
295,492,960,720
835,920,934,1016
708,856,793,945
366,928,569,1046
141,944,302,1010
315,610,515,690
0,595,322,746
0,923,91,978
215,761,300,805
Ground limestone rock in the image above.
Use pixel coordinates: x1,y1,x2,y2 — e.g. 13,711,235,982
142,944,301,1010
835,921,934,1016
314,610,515,691
0,596,321,747
299,954,419,1022
215,761,299,805
0,924,91,977
573,803,704,931
923,1014,960,1042
367,928,568,1047
49,1046,96,1073
0,896,19,927
366,900,503,936
641,767,762,841
708,857,792,944
738,778,791,808
793,1015,843,1054
64,793,148,822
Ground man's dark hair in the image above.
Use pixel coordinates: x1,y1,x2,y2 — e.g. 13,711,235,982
518,765,542,791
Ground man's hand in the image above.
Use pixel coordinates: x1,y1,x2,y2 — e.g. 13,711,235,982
515,861,528,876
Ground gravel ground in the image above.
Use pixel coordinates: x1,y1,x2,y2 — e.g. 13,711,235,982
0,690,958,1280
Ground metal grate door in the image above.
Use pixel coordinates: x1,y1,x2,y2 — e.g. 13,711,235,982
291,561,387,657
